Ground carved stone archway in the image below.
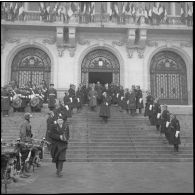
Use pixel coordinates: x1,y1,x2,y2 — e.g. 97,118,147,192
81,49,120,85
150,50,188,105
11,47,51,87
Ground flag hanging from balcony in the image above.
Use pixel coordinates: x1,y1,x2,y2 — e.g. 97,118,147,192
114,2,119,16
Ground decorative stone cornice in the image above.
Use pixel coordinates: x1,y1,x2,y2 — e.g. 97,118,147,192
127,29,136,48
57,47,65,57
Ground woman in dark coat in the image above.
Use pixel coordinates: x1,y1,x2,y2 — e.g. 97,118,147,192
152,98,161,131
168,114,181,152
49,116,69,177
160,105,170,138
88,86,98,111
99,92,112,123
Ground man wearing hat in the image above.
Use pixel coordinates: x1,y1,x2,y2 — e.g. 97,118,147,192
49,115,70,177
168,114,181,152
160,105,170,138
1,85,10,116
47,83,57,111
19,112,33,142
135,85,144,114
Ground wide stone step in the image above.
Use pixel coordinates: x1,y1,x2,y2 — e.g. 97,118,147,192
42,158,193,163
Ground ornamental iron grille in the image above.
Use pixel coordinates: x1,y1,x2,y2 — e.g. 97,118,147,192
81,49,120,85
11,48,51,87
150,51,188,105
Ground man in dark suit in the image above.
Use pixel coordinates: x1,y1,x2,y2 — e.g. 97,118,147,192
49,116,70,177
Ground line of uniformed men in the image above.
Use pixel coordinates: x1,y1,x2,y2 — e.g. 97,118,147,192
144,91,181,152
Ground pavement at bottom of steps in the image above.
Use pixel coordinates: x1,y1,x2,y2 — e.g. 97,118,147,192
4,161,193,193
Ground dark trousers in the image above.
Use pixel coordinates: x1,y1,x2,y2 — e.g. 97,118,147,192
56,160,64,173
156,124,160,131
139,108,142,114
174,144,179,152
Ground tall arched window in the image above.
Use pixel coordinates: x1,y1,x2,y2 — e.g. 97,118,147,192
11,47,51,87
150,51,188,105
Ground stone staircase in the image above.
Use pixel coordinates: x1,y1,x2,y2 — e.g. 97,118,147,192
1,105,193,162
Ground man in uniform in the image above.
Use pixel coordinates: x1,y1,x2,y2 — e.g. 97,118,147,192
47,83,57,111
1,85,10,116
135,85,144,114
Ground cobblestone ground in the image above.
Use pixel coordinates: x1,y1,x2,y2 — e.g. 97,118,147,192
1,108,193,194
3,162,193,193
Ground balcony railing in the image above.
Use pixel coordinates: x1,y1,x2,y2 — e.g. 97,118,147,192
1,11,193,27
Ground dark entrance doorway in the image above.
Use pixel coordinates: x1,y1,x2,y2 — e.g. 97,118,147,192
88,72,112,84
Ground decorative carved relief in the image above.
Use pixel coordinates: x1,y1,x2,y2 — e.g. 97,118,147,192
139,29,147,47
146,40,158,47
6,38,20,44
126,47,135,58
77,37,90,45
137,48,145,58
112,40,125,47
57,47,65,57
68,47,76,57
180,41,192,47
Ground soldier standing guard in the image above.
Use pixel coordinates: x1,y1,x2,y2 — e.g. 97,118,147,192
49,116,70,177
135,85,144,114
1,85,10,116
47,83,57,111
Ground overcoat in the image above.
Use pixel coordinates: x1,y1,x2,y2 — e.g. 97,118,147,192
63,95,72,117
75,90,82,109
47,88,57,109
128,92,136,110
20,119,33,142
1,89,10,111
144,95,154,116
135,89,144,109
68,88,76,108
160,110,170,135
168,118,181,145
152,102,161,125
49,123,69,162
99,96,111,118
45,116,55,142
88,89,98,108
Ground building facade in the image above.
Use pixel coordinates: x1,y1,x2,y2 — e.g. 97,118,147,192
1,2,193,106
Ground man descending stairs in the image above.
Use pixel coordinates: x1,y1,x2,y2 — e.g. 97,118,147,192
1,105,193,163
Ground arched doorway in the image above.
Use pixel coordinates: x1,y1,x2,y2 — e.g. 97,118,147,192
11,47,51,87
81,49,120,85
150,51,188,105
